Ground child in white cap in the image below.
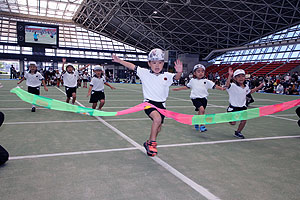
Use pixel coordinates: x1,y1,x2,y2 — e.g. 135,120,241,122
173,64,224,132
61,58,89,104
17,62,48,112
225,68,263,139
87,66,116,110
112,48,183,157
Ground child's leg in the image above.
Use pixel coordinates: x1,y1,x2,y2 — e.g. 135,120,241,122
149,111,162,141
72,92,76,104
98,99,105,110
237,120,247,132
198,106,205,125
66,97,70,103
92,103,97,109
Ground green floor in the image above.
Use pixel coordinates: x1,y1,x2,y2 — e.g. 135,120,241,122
0,79,299,200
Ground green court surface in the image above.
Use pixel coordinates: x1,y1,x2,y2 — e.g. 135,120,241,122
0,79,300,200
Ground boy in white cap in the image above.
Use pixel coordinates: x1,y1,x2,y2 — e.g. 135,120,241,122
17,62,48,112
87,66,116,109
112,48,183,157
225,68,263,139
61,58,89,104
173,64,224,132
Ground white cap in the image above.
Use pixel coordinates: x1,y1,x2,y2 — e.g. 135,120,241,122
94,65,104,71
147,48,165,61
28,61,37,66
66,63,75,69
193,64,205,72
233,69,245,77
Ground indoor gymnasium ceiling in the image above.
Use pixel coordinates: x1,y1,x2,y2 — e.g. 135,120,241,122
73,0,300,59
0,0,83,20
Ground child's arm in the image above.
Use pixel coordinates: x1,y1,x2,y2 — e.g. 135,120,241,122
87,85,93,97
225,67,233,88
17,77,25,84
42,80,48,91
250,82,264,94
79,64,90,71
112,54,135,70
215,85,225,91
174,59,183,80
172,86,189,91
104,82,116,90
62,58,66,72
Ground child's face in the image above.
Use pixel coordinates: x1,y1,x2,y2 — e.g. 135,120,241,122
234,74,246,84
148,60,164,74
194,68,205,79
29,65,37,72
66,66,74,73
94,70,102,76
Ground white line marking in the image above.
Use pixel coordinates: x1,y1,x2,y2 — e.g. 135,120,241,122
3,119,99,125
265,115,298,122
10,135,300,160
158,135,300,148
10,147,138,160
55,86,221,200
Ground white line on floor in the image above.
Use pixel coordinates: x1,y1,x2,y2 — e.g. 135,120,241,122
158,135,300,148
10,135,300,160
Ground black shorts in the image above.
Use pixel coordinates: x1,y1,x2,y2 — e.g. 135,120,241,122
28,86,40,95
89,91,105,103
191,98,208,111
227,104,247,112
144,100,166,124
65,87,77,98
83,79,88,82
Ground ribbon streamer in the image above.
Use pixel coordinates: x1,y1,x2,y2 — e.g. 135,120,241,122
10,87,300,125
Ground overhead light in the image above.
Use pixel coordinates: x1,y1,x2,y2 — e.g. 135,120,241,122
153,11,158,14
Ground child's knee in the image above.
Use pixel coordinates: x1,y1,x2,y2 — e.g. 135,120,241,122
100,99,105,104
72,93,76,98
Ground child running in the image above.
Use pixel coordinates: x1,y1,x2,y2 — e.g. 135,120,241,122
87,66,116,110
61,58,89,104
17,62,48,112
173,64,224,132
225,68,264,139
112,48,183,157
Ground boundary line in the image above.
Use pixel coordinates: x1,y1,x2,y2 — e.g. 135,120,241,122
9,135,300,160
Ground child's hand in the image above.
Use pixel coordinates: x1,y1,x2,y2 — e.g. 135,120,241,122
87,93,90,97
17,81,20,84
62,58,66,63
112,54,121,63
44,87,48,92
174,59,183,73
111,87,116,90
228,67,233,76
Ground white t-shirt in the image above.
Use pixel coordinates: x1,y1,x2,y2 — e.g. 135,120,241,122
136,66,175,102
186,78,215,99
24,71,44,87
90,76,106,91
62,71,79,87
83,74,88,80
226,82,251,107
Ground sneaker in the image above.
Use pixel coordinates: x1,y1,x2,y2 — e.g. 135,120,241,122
143,140,158,157
31,107,36,112
194,124,199,131
200,125,207,132
234,131,245,139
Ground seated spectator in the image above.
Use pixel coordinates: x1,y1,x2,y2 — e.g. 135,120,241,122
275,83,284,94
